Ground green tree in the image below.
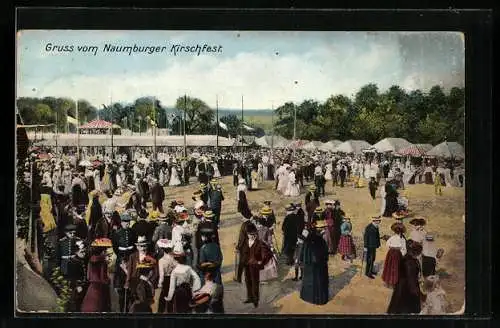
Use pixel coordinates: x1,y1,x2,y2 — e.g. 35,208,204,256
175,96,214,134
354,83,379,112
220,114,241,137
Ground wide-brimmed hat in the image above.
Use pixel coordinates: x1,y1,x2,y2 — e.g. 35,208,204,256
246,223,258,235
135,236,149,246
64,224,77,231
177,212,189,221
156,238,173,249
210,178,218,184
263,201,272,206
260,207,273,216
324,200,334,205
285,204,295,212
199,183,206,189
176,199,184,205
197,261,218,272
391,222,407,234
91,238,112,248
314,220,328,229
158,212,168,221
308,185,317,191
192,190,202,197
238,178,246,184
204,210,215,218
409,218,426,226
314,207,324,214
371,216,382,222
392,212,407,220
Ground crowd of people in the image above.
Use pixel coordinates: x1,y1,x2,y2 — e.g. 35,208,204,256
18,145,464,314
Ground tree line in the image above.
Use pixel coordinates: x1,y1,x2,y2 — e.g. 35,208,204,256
16,83,464,145
274,84,464,145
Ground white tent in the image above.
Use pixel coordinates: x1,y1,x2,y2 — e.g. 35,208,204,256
319,140,342,152
334,140,372,154
29,133,236,147
372,137,413,153
301,141,322,150
255,135,289,149
425,141,464,159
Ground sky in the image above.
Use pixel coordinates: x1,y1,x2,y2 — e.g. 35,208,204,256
16,31,464,110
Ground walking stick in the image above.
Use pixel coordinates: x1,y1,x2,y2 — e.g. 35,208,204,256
233,243,238,281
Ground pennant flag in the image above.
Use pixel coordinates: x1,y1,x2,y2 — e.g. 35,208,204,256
67,115,78,125
219,121,228,130
243,124,255,131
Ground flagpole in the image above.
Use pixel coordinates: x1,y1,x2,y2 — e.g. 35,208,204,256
183,94,187,158
153,97,157,161
76,99,80,161
216,95,219,156
110,94,114,160
241,95,244,157
271,101,274,156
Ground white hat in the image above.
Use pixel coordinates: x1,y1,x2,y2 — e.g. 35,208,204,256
238,178,246,184
194,200,204,210
135,236,148,246
157,239,172,249
301,229,309,238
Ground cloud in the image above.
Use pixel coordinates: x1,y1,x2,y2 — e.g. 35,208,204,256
17,33,464,109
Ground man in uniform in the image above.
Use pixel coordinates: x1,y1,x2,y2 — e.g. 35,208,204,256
112,213,137,312
57,224,80,280
363,216,382,279
209,181,224,228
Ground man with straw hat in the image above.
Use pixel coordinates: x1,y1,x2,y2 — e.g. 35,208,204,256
300,218,329,305
126,236,158,305
152,212,173,253
363,216,382,279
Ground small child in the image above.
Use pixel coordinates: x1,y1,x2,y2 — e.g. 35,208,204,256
338,217,356,262
368,177,378,200
420,275,450,314
292,229,308,281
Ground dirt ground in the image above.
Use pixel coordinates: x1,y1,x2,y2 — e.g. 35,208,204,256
32,175,465,314
154,176,465,314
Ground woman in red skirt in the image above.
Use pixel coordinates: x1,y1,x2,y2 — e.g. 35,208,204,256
382,222,407,288
338,217,356,262
81,238,112,312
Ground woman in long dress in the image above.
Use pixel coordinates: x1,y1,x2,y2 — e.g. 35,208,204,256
169,165,182,187
324,163,333,181
251,169,259,190
287,170,300,197
212,162,221,178
81,244,111,312
277,166,290,194
382,222,407,288
387,241,424,314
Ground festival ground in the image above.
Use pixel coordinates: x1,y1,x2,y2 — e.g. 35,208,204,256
41,176,465,314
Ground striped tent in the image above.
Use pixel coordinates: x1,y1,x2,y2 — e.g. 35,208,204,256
397,144,433,157
79,119,121,129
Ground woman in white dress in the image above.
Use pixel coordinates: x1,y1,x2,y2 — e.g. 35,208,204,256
212,162,221,178
324,163,333,181
159,167,166,186
169,165,182,187
277,166,290,194
288,170,301,197
257,162,264,183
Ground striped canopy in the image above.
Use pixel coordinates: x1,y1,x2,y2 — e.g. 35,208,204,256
397,144,433,157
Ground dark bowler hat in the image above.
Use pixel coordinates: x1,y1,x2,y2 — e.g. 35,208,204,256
65,224,77,231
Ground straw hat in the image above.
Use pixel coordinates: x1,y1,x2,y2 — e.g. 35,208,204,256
198,261,218,272
238,178,246,184
156,238,173,249
409,217,426,226
314,220,328,229
308,185,317,191
91,238,113,248
260,207,273,216
204,210,215,219
314,207,324,214
135,236,149,246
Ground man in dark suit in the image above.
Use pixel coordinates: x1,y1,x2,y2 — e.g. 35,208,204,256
363,216,382,279
241,224,272,308
57,224,80,279
150,178,165,213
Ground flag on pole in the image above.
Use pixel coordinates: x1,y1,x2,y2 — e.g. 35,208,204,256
219,121,228,130
67,115,78,125
243,124,255,131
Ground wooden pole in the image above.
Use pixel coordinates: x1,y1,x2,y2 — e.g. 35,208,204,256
216,95,219,156
183,95,187,157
